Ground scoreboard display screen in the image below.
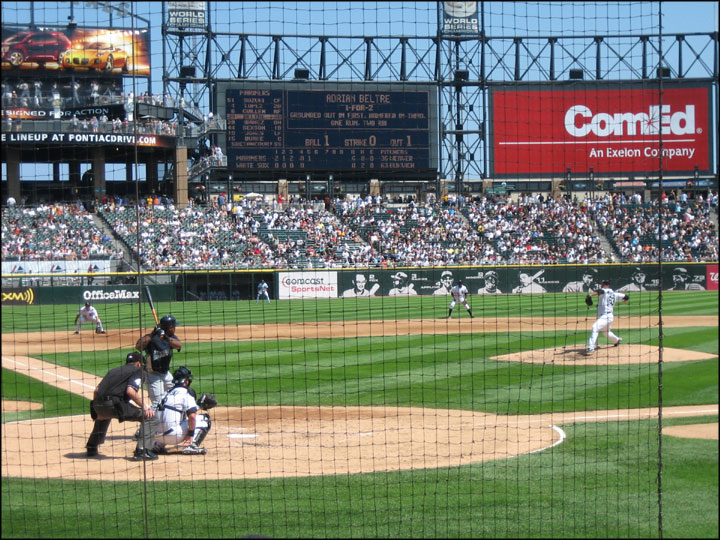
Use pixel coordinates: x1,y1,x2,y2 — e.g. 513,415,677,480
224,86,433,171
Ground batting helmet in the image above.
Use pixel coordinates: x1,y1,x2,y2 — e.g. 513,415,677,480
160,314,177,331
172,366,193,386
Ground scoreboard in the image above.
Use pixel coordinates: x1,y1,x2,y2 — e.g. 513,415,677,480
222,83,436,172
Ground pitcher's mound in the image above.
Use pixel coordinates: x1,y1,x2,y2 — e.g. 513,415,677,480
662,423,718,440
492,344,716,365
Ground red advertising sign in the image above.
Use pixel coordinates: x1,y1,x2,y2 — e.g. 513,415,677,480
491,85,711,176
707,264,719,291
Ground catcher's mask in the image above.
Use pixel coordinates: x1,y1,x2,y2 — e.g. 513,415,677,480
172,366,193,386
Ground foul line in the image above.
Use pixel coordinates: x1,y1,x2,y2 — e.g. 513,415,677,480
2,355,96,391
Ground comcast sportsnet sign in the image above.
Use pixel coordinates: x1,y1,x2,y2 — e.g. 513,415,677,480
490,84,712,176
278,271,338,299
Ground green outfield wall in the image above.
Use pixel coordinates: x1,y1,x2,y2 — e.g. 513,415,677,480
2,263,716,305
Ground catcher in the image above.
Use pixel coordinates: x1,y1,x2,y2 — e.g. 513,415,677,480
151,366,217,455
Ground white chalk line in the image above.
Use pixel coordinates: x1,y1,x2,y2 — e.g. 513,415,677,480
2,355,96,390
527,425,567,455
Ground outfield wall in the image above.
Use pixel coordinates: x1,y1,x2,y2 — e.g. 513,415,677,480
2,263,716,305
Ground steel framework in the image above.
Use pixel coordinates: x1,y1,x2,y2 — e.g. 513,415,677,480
162,4,718,182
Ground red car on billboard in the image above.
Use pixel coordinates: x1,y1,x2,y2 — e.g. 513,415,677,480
1,30,71,67
491,84,712,176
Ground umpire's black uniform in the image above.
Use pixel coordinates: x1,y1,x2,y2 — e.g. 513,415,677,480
85,352,159,458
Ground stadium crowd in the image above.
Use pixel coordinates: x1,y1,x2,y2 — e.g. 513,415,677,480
1,202,121,261
591,192,718,262
2,190,717,268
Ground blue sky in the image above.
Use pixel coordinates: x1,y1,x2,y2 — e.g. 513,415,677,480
2,2,717,95
2,2,718,34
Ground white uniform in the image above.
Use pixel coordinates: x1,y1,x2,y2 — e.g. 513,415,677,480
153,385,210,451
75,304,104,333
447,283,473,318
587,287,627,352
256,281,270,303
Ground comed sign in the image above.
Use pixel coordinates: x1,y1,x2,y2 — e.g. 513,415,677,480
490,83,712,176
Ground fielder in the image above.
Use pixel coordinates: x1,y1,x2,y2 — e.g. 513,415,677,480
447,280,474,319
152,367,217,455
256,279,271,303
585,279,629,354
74,301,105,334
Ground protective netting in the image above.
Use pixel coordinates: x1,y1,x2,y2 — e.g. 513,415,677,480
1,2,718,539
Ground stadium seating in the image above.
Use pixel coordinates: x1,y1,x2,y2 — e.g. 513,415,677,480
4,191,717,268
2,203,115,260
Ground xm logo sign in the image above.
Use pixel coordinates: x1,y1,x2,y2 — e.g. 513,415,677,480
1,288,35,305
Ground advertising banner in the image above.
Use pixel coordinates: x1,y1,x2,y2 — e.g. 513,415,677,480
2,77,124,119
491,84,712,176
2,260,117,275
1,130,177,147
441,1,479,35
168,1,207,29
706,264,719,291
1,26,150,76
278,271,338,299
1,285,173,306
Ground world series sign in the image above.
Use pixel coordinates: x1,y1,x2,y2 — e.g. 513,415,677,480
441,1,479,35
167,1,206,28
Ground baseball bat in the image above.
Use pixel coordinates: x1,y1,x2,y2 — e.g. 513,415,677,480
531,269,545,282
369,283,380,295
144,285,159,326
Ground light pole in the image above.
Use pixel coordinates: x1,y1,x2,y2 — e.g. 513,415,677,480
589,166,594,200
305,174,311,202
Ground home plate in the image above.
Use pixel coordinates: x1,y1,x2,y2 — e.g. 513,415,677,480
228,433,259,439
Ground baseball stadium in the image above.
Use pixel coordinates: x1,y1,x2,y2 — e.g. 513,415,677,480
1,2,718,538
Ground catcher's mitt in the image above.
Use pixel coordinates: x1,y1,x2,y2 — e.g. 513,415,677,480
197,392,218,410
585,294,593,306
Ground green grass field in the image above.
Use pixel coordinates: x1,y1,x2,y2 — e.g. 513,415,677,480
2,291,718,538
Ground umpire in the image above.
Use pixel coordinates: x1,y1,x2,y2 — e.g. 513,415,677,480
85,351,160,461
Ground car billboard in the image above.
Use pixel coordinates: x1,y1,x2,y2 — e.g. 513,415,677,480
490,83,712,176
1,26,150,76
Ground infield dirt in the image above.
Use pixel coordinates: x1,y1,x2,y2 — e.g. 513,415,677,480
2,316,717,481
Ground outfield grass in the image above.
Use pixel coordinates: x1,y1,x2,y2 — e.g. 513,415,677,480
2,290,717,332
1,290,717,538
